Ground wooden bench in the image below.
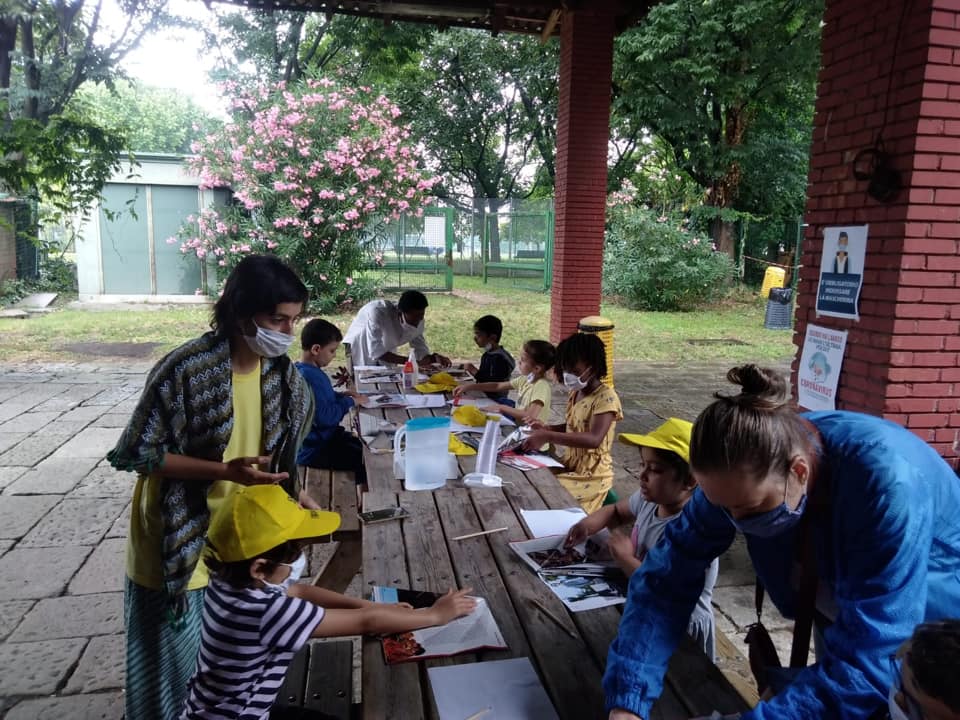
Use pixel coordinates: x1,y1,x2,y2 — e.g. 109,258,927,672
275,640,356,719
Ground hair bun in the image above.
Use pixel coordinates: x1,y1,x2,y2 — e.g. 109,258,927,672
724,364,789,411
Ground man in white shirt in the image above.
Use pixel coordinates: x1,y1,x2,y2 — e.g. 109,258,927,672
343,290,451,367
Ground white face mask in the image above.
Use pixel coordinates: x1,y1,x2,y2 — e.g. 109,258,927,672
262,552,307,594
243,321,295,358
887,686,911,720
483,343,493,352
562,370,589,390
525,372,537,384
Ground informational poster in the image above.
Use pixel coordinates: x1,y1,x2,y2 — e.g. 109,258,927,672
816,225,867,320
797,323,848,411
424,215,445,250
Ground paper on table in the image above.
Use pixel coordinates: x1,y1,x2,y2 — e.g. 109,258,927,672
428,657,559,720
499,452,564,471
520,508,587,538
361,393,447,409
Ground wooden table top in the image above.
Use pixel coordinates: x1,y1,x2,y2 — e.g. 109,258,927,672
353,377,749,720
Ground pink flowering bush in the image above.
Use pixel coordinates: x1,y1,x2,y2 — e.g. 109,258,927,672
173,78,437,311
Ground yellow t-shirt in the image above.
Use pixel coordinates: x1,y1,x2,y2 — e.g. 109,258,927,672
125,363,263,590
509,375,552,423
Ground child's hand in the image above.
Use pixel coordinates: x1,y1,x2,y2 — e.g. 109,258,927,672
607,529,635,563
527,419,547,431
298,489,321,510
464,362,478,375
431,588,476,623
348,391,368,406
452,384,471,399
522,429,549,451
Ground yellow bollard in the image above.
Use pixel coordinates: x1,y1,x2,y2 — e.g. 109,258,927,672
577,316,615,389
760,266,786,299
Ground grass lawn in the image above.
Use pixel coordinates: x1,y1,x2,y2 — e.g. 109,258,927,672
0,276,796,365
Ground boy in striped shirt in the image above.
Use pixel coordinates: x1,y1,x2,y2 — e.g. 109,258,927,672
180,485,475,719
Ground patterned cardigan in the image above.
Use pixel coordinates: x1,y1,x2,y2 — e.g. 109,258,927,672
107,332,314,618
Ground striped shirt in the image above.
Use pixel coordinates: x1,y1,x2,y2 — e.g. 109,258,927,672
180,578,325,719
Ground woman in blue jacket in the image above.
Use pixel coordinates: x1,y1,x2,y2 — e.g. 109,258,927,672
604,365,960,720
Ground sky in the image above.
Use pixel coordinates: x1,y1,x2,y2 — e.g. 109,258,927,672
100,0,227,116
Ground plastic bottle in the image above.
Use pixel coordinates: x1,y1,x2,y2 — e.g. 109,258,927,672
475,414,501,476
402,354,415,390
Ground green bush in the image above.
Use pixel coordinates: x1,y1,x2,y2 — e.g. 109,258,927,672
603,206,734,311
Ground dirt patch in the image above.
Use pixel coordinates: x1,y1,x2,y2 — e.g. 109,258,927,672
61,341,163,358
451,289,499,305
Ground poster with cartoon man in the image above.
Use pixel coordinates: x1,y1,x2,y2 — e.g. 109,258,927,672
816,225,867,320
797,323,848,411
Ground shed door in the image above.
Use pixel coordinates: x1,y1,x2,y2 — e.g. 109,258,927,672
99,184,149,294
152,186,201,294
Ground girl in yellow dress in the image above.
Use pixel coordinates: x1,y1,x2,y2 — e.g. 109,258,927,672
523,333,623,512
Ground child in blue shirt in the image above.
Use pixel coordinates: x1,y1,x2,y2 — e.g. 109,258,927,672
296,319,368,492
464,314,515,401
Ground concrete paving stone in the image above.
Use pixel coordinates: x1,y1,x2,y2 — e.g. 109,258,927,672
68,538,126,595
58,405,110,425
89,412,131,428
44,418,97,435
5,689,124,720
48,426,121,460
8,591,123,642
0,545,93,599
82,386,138,406
0,402,34,424
63,634,125,694
5,455,101,495
713,583,792,632
0,432,29,457
0,465,28,491
0,538,12,555
0,432,72,466
69,463,133,498
19,497,128,547
0,599,35,640
105,502,130,539
0,495,60,539
0,384,30,402
0,637,87,695
0,410,62,434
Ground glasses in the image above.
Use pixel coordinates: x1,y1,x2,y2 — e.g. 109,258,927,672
888,655,926,720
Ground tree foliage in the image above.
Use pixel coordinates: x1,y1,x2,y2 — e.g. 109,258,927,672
613,0,822,254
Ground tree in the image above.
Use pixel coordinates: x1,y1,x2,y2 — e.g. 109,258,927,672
1,0,175,218
613,0,822,257
177,78,436,311
75,80,218,154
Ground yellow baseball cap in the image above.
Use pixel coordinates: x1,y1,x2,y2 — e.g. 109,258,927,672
207,484,341,562
619,418,693,463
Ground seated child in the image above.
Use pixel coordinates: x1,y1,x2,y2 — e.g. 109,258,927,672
453,339,555,426
464,315,515,399
564,418,718,661
180,484,476,719
296,318,369,492
888,619,960,720
523,333,622,513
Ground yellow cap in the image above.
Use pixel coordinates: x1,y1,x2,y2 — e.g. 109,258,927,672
619,418,693,463
452,405,489,427
207,484,341,562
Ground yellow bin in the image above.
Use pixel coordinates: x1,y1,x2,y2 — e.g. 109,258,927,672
760,266,786,299
578,316,615,389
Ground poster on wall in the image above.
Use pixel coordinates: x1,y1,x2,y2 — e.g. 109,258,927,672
797,324,848,411
815,225,867,320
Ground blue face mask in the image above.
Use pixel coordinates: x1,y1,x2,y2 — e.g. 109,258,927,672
723,493,807,538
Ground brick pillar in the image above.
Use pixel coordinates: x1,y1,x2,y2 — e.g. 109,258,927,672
549,7,615,343
795,0,960,465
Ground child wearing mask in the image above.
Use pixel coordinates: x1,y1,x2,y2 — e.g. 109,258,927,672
523,333,622,512
464,315,515,399
180,484,476,719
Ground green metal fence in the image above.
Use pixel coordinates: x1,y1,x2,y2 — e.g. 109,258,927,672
364,207,454,292
481,204,554,291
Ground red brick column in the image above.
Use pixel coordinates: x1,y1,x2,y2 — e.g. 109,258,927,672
795,0,960,465
549,7,615,343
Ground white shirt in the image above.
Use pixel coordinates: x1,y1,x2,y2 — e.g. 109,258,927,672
343,299,430,366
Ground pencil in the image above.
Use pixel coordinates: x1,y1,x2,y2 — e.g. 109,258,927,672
451,526,508,541
530,598,578,639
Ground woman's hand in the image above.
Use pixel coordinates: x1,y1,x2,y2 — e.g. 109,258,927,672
224,456,288,486
298,490,321,510
606,529,635,563
609,711,643,720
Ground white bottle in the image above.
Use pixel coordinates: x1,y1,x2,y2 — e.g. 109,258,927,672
475,415,501,476
402,349,418,390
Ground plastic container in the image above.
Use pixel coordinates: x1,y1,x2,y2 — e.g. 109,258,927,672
764,287,794,330
474,415,501,476
577,316,615,389
402,351,416,390
393,416,450,490
760,266,787,300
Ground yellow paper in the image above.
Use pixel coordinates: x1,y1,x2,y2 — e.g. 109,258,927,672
415,372,460,394
452,405,489,427
448,434,477,456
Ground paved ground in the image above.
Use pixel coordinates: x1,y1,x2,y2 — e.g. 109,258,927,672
0,357,794,718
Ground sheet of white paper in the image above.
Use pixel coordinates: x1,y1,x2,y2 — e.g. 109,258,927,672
428,657,559,720
520,508,587,538
403,394,447,409
448,415,516,434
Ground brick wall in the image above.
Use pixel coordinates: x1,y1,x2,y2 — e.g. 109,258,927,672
0,204,15,283
795,0,960,464
549,7,615,343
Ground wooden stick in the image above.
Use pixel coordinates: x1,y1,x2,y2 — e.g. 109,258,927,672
530,598,577,640
451,526,508,541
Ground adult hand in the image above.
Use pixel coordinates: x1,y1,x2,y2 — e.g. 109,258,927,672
298,489,321,510
522,429,550,452
429,353,452,368
607,529,635,563
332,366,352,387
224,456,288,486
609,711,643,720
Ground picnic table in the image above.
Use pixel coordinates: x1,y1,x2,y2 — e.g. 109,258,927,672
353,371,752,720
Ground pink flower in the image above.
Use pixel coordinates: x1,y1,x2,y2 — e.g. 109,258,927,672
345,277,354,286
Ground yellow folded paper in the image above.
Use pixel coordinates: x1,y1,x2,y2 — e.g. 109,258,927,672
452,405,489,427
448,434,477,456
414,372,460,394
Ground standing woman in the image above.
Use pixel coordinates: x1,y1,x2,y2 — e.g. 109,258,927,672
108,255,315,720
604,365,960,720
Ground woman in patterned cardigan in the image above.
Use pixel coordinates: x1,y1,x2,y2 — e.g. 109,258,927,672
108,255,316,720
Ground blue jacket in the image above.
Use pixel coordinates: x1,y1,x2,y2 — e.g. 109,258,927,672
295,362,353,464
603,411,960,719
